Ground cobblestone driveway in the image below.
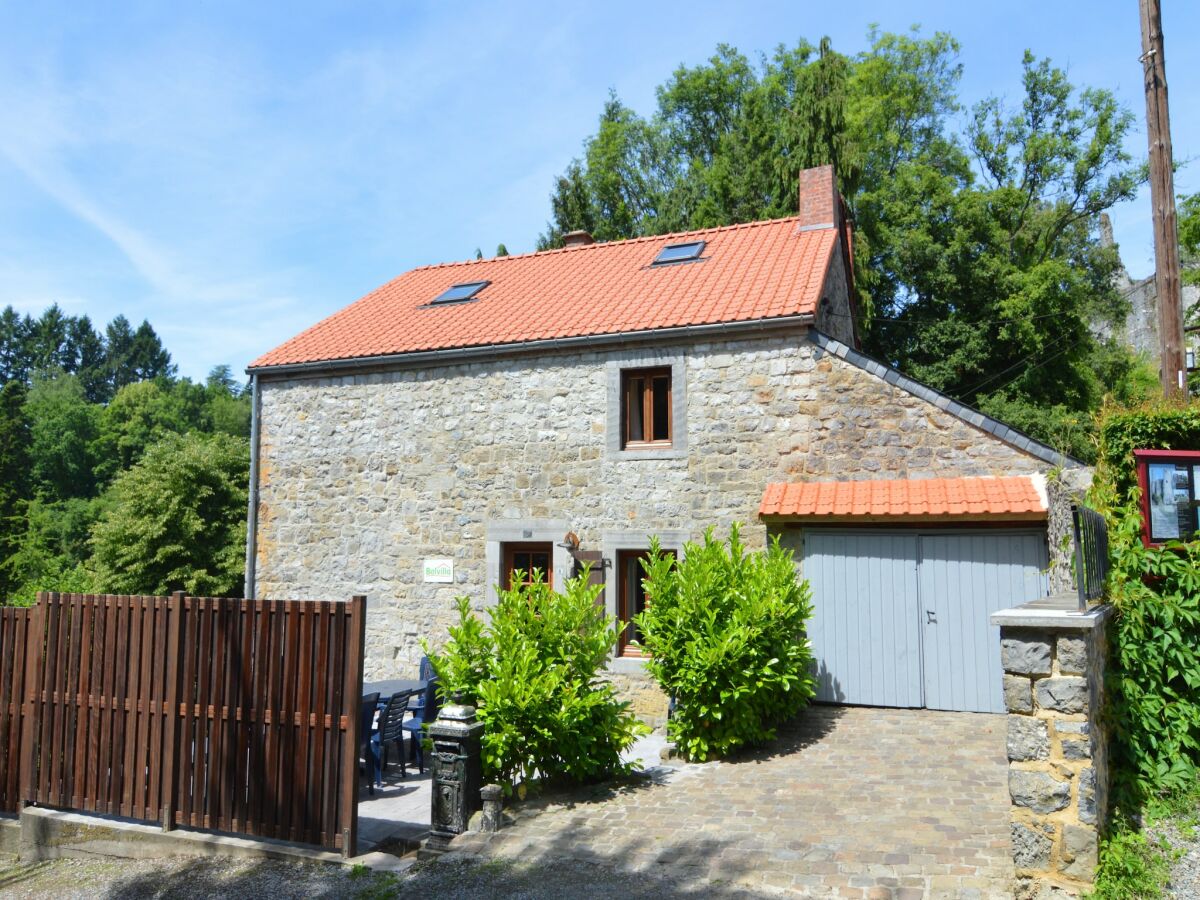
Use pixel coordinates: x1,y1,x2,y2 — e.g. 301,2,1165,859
444,706,1014,898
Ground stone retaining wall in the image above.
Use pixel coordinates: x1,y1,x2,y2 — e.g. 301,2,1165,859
994,600,1110,898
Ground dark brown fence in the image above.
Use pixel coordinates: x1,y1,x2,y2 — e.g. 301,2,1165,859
0,606,33,814
1,592,366,855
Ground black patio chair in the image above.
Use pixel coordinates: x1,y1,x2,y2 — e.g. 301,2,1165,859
358,691,380,796
406,655,436,712
371,690,412,783
402,677,440,774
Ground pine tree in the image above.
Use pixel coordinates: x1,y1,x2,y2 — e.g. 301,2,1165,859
0,381,31,600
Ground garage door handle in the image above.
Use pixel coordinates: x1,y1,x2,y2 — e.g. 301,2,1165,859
926,610,937,624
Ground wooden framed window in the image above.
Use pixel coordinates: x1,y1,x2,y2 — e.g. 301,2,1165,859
621,367,672,449
1136,450,1200,544
502,542,553,590
616,549,674,656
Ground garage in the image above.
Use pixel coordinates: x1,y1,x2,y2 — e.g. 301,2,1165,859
803,530,1047,713
761,475,1052,714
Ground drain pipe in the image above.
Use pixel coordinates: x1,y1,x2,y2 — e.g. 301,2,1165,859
243,372,261,599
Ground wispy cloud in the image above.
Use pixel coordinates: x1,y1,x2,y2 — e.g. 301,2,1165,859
0,0,1191,380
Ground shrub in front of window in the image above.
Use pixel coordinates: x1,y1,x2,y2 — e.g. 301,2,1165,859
426,569,647,795
636,524,815,761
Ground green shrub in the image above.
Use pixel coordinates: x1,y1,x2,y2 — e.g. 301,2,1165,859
635,524,815,761
1089,814,1172,900
426,570,646,794
1090,400,1200,802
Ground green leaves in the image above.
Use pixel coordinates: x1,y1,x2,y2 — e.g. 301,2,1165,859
426,569,647,795
635,524,816,761
1092,403,1200,808
89,431,249,596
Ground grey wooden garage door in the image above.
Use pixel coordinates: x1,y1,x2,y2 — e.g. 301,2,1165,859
802,530,1048,713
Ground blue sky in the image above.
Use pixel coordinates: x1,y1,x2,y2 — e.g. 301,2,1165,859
0,1,1196,381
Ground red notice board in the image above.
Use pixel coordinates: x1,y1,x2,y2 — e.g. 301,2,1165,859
1135,449,1200,545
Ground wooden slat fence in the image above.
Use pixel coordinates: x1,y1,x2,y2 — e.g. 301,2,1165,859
0,592,367,855
0,606,33,814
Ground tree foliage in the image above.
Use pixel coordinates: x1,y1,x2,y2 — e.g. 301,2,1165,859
1090,400,1200,802
90,432,249,596
537,29,1148,458
0,381,31,599
0,306,250,604
1181,191,1200,287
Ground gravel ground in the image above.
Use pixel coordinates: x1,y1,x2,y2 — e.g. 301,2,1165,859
0,854,766,899
1161,819,1200,899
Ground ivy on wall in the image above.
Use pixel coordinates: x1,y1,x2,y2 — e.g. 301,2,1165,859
1091,399,1200,802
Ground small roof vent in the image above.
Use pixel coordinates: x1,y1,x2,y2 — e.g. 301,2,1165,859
432,280,490,304
562,230,594,248
653,240,706,265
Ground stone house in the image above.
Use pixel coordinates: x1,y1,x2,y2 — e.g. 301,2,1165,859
246,165,1085,723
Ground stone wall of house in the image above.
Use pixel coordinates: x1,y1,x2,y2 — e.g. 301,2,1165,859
996,610,1110,898
254,331,1059,689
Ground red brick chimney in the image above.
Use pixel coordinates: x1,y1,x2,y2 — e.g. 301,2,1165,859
798,164,840,230
799,164,858,344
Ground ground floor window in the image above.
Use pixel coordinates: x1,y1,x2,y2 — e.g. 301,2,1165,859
502,542,553,590
617,549,674,656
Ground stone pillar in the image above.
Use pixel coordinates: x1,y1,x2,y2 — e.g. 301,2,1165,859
992,597,1111,899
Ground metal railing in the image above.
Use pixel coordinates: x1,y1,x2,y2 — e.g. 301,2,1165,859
1072,504,1110,612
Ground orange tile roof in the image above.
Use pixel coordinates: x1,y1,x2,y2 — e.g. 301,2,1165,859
759,476,1047,521
250,217,836,369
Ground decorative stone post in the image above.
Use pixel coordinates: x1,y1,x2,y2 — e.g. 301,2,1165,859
424,697,485,856
992,596,1111,899
479,784,503,833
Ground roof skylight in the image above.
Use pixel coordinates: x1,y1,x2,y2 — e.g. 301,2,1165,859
653,241,706,265
432,280,490,304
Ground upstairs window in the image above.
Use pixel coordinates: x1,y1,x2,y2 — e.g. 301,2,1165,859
1136,450,1200,544
432,280,489,304
621,368,672,449
652,241,705,265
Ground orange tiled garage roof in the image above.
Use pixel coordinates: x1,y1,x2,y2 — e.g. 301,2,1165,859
759,476,1047,521
250,217,836,369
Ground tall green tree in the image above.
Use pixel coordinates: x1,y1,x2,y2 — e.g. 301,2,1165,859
536,30,1145,456
90,432,249,596
104,316,175,391
0,308,32,385
1181,191,1200,287
93,380,199,484
0,381,31,599
25,372,100,502
865,52,1140,456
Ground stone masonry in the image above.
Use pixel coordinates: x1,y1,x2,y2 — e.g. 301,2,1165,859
993,602,1110,898
254,329,1070,696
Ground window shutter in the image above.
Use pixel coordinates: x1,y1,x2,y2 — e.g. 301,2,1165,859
572,550,607,607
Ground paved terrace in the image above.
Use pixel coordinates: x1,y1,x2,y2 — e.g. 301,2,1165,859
439,706,1014,899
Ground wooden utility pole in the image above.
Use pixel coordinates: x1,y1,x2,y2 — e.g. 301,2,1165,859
1139,0,1186,396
